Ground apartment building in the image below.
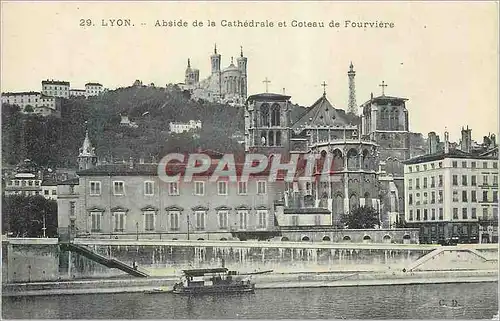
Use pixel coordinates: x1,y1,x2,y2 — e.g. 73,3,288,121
42,80,70,98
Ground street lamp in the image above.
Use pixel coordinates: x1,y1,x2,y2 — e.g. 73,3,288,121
136,222,139,241
31,212,47,238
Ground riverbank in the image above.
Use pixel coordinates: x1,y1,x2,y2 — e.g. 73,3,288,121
3,269,498,297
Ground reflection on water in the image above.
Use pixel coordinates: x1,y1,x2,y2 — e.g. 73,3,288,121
2,282,498,319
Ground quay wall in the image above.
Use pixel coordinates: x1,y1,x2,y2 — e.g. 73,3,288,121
2,238,498,283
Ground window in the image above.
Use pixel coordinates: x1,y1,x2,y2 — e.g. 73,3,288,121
416,209,421,220
169,182,179,196
408,194,413,205
416,165,420,171
144,211,155,231
483,175,488,185
113,181,125,195
452,161,457,168
169,211,180,231
471,208,477,219
257,210,268,229
408,179,413,190
238,210,248,230
461,208,468,219
431,191,435,204
423,209,428,220
144,181,154,196
453,191,458,202
494,162,498,169
494,191,498,202
70,201,76,216
431,163,435,169
461,175,467,186
416,193,421,205
257,181,267,194
69,185,75,194
194,182,205,196
462,161,467,168
409,167,413,173
483,162,488,169
238,181,248,195
113,212,126,232
452,175,458,186
195,211,206,230
423,192,428,204
453,208,458,219
494,175,498,186
462,191,467,202
409,210,413,221
218,211,229,229
438,162,443,168
471,175,477,186
423,165,427,171
416,178,420,189
482,208,488,219
291,215,299,226
44,190,49,195
90,181,101,196
90,212,102,232
438,175,443,187
494,208,498,220
423,177,427,188
439,208,443,220
431,177,435,188
483,191,488,202
471,190,477,202
28,181,33,186
471,161,476,168
431,209,436,220
218,181,228,195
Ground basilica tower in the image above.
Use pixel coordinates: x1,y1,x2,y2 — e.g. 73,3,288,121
237,46,248,99
211,44,221,74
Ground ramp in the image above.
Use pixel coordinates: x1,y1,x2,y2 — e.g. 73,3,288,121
61,243,149,277
406,247,446,272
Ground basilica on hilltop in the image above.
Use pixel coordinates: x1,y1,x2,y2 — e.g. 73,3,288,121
179,44,248,107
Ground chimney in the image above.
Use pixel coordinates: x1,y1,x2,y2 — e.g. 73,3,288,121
128,157,134,169
444,129,450,154
428,132,438,154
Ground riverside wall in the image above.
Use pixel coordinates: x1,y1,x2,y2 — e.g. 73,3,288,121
2,237,498,283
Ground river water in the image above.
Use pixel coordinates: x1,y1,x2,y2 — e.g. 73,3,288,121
2,282,498,319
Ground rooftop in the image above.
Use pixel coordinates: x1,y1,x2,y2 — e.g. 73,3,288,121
42,80,70,85
403,148,498,165
1,91,41,96
85,82,103,86
292,94,352,129
360,95,408,108
247,93,291,102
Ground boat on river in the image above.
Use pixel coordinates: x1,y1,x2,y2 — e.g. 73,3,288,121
172,267,272,295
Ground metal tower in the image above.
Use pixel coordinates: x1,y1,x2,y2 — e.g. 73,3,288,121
347,62,357,114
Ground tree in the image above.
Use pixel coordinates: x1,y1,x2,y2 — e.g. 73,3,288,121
341,206,381,229
2,195,58,237
24,105,34,113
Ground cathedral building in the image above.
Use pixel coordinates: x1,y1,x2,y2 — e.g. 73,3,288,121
180,45,248,107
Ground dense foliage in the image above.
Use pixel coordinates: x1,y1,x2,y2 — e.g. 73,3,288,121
2,195,58,237
341,206,381,229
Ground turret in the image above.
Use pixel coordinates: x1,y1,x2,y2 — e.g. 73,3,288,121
78,127,98,170
236,46,248,98
211,43,221,74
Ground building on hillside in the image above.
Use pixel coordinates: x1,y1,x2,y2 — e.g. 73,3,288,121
41,180,58,200
120,115,138,128
1,92,42,112
3,160,42,197
69,89,87,98
179,44,248,107
403,129,498,244
42,80,70,98
169,120,202,134
85,83,103,97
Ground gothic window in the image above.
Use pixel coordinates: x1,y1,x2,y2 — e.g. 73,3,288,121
332,149,344,171
275,131,282,146
260,132,267,146
349,194,359,212
334,194,343,222
347,148,359,170
362,149,370,169
271,103,281,126
260,103,270,127
268,131,275,147
394,110,400,130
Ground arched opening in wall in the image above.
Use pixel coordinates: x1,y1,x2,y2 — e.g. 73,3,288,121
301,235,311,241
332,149,344,171
271,103,281,126
260,132,267,146
220,238,227,241
349,194,359,212
268,131,275,147
260,103,269,127
276,131,282,146
403,234,411,244
281,237,290,242
322,236,331,241
342,235,351,242
197,238,204,241
362,235,372,243
383,235,391,243
347,148,359,169
362,149,370,169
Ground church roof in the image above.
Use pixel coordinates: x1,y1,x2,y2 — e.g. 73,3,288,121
247,93,291,102
292,94,352,129
223,63,239,72
360,95,408,108
79,130,96,158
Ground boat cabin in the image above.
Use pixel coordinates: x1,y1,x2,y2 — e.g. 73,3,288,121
180,268,242,288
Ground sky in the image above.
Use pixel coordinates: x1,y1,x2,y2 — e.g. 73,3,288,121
1,1,498,142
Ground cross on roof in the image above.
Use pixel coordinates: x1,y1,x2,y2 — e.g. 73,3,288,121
321,81,328,95
263,77,271,93
379,81,387,96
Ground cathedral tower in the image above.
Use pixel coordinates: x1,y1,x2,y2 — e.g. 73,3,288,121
78,128,98,170
211,44,221,74
237,46,248,99
347,62,357,115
